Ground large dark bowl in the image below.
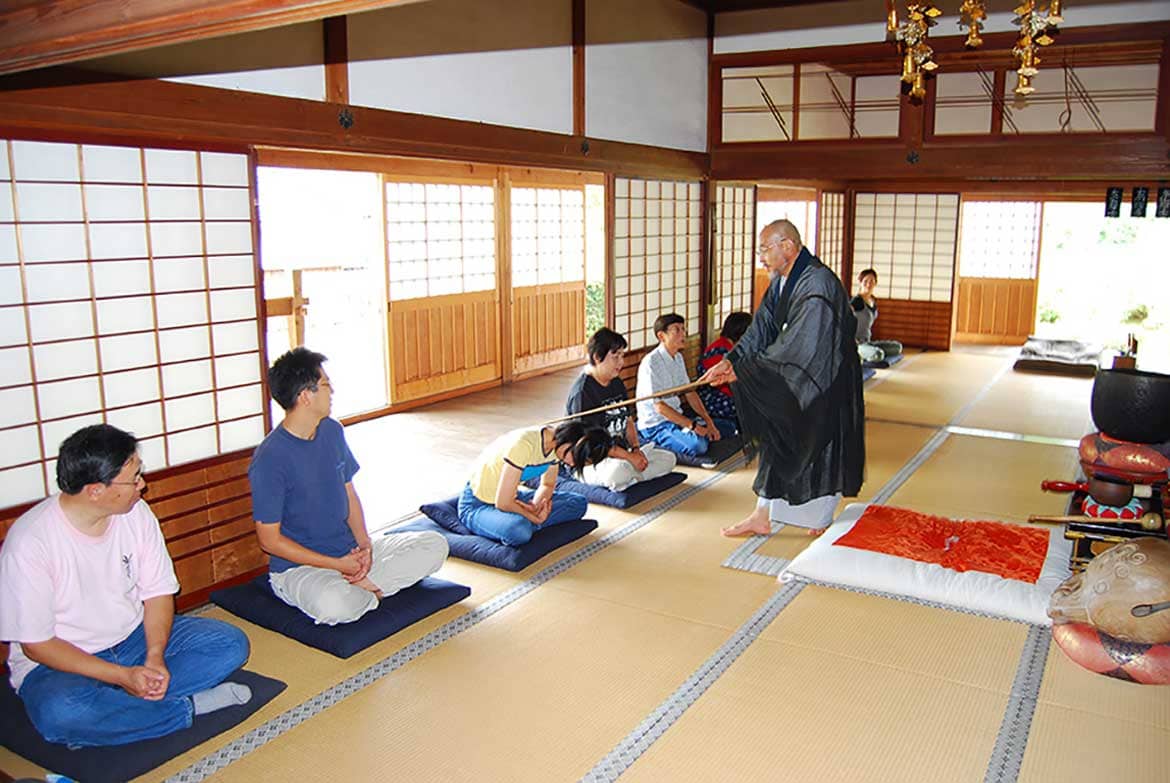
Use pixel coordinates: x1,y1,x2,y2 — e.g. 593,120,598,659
1090,368,1170,444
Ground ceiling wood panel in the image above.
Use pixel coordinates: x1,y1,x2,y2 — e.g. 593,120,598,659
0,0,428,76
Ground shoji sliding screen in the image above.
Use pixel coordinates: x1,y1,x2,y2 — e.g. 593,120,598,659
510,184,586,375
818,191,846,280
850,192,959,349
712,185,756,339
613,178,702,351
0,140,263,509
384,179,501,402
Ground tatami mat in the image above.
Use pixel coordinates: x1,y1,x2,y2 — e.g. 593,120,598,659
759,585,1027,692
1019,702,1170,783
622,624,1010,783
956,369,1094,441
864,351,1009,427
199,589,733,783
887,434,1079,522
546,466,780,629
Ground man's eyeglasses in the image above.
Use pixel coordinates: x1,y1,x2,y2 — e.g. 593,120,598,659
109,466,146,486
757,237,791,255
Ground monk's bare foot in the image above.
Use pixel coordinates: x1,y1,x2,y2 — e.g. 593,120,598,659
721,508,772,537
806,527,828,537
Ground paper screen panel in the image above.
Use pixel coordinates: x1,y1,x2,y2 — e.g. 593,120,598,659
614,177,702,350
712,184,755,334
0,139,263,508
852,192,958,303
385,181,496,300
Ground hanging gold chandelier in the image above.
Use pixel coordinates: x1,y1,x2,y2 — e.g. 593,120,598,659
887,2,942,99
887,1,1065,99
1011,0,1064,95
958,0,987,48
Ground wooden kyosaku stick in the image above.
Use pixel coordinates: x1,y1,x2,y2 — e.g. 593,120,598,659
1028,512,1164,531
542,379,710,426
1028,514,1107,524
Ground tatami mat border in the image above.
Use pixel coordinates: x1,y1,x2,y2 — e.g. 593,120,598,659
946,425,1081,449
782,574,1046,626
722,521,785,570
984,625,1052,783
579,581,807,783
166,456,747,782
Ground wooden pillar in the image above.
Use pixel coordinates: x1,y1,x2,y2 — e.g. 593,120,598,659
290,269,307,349
572,0,585,137
496,171,514,382
323,16,349,105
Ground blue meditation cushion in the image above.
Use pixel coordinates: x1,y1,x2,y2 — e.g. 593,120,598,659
210,574,469,658
400,501,597,572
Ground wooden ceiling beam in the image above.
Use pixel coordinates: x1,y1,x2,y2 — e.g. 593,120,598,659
676,0,831,13
0,0,428,76
712,135,1170,181
0,68,708,180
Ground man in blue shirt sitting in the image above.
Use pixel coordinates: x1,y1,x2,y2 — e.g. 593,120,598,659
249,348,448,625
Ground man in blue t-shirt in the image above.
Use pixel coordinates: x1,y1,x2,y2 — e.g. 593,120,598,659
249,348,448,625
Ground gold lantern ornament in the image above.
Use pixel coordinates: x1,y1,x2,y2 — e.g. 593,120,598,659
958,0,987,48
1012,0,1064,95
888,1,942,100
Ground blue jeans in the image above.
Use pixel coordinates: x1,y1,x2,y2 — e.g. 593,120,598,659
457,484,588,546
639,418,737,458
18,615,249,748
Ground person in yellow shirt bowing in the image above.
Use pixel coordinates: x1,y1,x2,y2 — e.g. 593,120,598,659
458,421,611,545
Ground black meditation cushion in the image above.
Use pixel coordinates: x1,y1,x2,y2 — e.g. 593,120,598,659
0,668,285,783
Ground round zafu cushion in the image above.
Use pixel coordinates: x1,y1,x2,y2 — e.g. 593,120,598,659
1052,622,1170,684
1081,495,1144,520
1078,432,1170,483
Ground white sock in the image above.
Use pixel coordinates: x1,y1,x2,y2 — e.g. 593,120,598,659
191,682,252,715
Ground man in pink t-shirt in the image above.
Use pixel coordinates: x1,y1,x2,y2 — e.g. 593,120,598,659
0,425,252,748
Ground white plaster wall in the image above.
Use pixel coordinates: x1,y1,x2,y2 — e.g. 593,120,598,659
85,23,326,102
934,72,994,135
715,0,1170,54
347,0,572,134
586,0,708,152
1008,62,1159,132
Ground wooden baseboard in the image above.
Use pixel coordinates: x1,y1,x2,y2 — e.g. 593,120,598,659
176,564,268,612
953,333,1029,346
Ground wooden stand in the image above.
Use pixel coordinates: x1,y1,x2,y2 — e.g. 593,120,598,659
1065,484,1168,571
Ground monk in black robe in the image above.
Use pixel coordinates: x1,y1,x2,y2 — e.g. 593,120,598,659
701,219,865,536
